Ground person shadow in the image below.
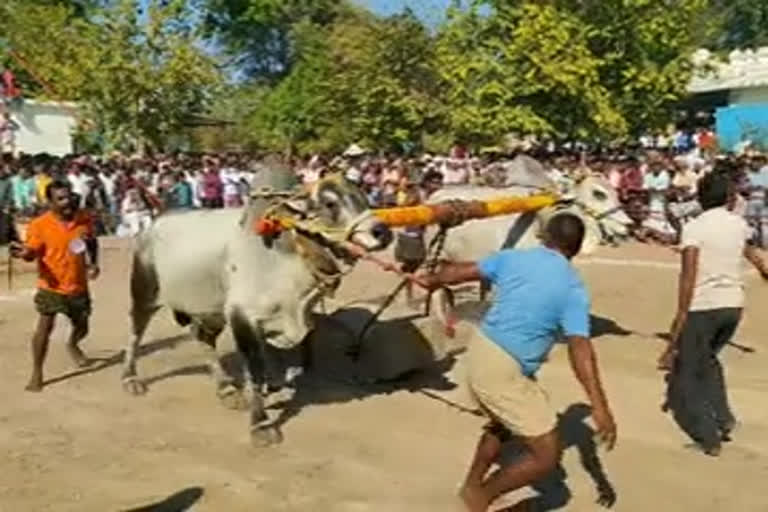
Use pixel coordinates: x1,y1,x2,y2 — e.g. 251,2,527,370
496,403,617,511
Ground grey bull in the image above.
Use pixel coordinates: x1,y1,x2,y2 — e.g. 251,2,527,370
121,169,392,446
427,162,632,322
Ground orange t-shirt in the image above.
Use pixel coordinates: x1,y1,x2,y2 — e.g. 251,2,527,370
24,210,94,296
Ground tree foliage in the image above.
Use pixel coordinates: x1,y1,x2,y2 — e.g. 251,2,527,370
202,0,342,79
240,8,441,154
708,1,768,51
435,2,626,146
4,0,761,155
1,0,222,152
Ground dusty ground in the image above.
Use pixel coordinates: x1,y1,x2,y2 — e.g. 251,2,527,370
1,239,767,512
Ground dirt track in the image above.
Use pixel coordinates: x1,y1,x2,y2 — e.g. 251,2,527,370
1,240,767,511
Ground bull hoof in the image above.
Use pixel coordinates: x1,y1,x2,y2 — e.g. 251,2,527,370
218,385,249,410
122,377,147,396
250,424,283,448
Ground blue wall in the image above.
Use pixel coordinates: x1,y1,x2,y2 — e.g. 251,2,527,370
716,103,768,151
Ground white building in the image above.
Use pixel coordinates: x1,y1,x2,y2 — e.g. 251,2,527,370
7,99,77,156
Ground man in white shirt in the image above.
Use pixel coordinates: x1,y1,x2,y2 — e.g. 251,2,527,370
659,169,768,456
67,164,90,208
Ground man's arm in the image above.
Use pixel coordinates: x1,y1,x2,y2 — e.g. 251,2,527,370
86,237,99,268
659,246,698,369
568,336,617,450
744,245,768,279
414,261,483,291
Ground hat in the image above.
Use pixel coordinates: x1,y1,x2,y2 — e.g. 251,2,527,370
343,144,367,157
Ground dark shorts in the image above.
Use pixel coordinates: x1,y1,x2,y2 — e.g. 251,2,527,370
34,289,92,320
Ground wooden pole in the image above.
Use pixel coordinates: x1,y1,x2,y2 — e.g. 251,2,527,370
371,193,557,228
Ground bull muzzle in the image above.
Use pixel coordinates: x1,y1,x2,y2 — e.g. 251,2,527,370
347,213,393,252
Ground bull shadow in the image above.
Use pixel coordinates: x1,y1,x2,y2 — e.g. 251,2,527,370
42,333,191,389
267,307,461,429
496,403,617,511
122,486,203,512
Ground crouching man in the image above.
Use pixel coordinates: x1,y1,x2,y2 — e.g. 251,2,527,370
414,213,617,512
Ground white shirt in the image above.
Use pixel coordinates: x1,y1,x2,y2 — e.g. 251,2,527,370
67,173,90,204
643,171,670,215
345,166,362,184
682,207,751,311
99,173,116,199
219,167,241,197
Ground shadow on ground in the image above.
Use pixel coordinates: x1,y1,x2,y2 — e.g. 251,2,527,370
497,403,617,511
122,486,203,512
42,334,191,389
268,307,461,429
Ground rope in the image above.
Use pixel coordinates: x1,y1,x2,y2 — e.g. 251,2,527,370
349,224,450,360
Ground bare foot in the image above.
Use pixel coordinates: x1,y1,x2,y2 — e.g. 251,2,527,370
25,375,43,392
459,485,488,512
67,345,92,368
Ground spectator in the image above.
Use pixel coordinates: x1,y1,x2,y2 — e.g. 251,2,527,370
744,155,768,248
0,111,20,155
11,166,36,216
220,158,243,208
169,171,194,209
201,158,223,208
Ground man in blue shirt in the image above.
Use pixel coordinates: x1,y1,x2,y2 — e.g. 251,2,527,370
416,213,616,512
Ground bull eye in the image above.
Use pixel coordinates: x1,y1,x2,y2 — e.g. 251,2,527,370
592,189,608,201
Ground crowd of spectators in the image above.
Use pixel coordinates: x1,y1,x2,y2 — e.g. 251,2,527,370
1,130,766,249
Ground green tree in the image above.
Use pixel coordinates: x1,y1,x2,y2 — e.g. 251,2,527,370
544,0,715,134
202,0,342,79
239,7,440,155
435,2,625,147
1,0,222,152
705,1,768,51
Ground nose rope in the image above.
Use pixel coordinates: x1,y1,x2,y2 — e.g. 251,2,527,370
343,210,377,242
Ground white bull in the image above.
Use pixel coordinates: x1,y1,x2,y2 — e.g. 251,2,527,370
121,169,392,446
427,169,632,325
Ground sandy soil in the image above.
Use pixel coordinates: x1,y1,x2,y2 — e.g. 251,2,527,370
0,240,767,512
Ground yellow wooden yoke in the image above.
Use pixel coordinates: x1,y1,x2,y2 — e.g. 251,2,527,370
371,193,559,228
254,192,560,239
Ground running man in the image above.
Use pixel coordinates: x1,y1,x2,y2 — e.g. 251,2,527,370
415,213,616,512
659,170,768,455
10,179,100,392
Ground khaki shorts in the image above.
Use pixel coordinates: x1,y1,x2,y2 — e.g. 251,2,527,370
466,327,556,438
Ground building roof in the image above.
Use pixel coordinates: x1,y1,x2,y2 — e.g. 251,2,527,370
689,48,768,94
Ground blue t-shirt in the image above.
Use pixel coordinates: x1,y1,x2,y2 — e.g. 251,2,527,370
478,247,590,377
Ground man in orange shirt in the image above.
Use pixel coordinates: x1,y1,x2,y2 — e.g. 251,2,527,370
10,179,100,392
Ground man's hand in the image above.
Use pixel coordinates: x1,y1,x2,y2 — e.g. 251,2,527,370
8,241,34,261
411,261,483,292
410,271,440,291
658,313,685,371
657,347,677,372
87,264,100,280
592,404,617,451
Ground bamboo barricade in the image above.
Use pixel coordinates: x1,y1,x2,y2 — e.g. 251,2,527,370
371,193,558,228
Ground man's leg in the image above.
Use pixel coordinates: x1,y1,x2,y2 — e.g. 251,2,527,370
66,296,93,367
461,428,561,512
26,314,56,392
707,309,742,436
670,311,722,453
